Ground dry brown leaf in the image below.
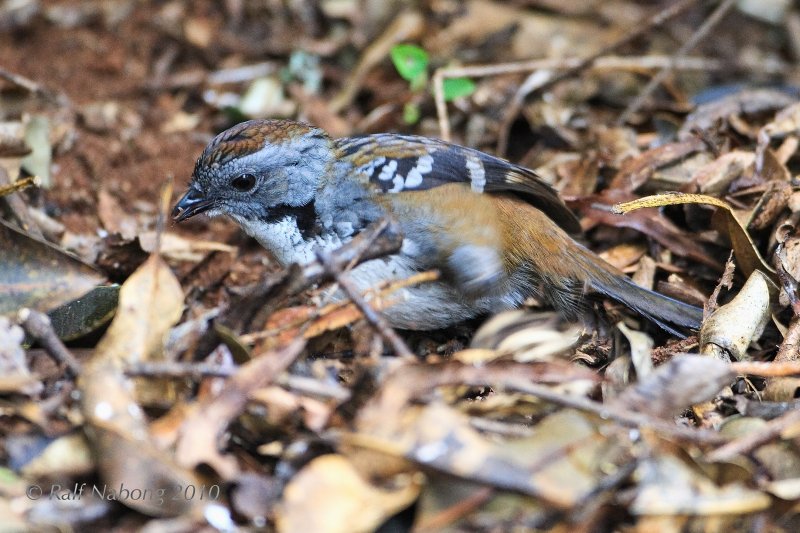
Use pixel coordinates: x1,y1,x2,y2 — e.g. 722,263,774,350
690,150,754,195
352,401,622,508
276,454,420,533
98,189,137,240
0,217,106,314
749,180,792,231
79,254,198,517
175,338,305,478
598,242,647,270
610,138,704,192
679,88,797,140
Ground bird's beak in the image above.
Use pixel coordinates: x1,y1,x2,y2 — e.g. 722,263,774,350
172,188,214,222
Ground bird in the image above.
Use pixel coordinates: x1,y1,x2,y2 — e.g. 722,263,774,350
173,119,703,334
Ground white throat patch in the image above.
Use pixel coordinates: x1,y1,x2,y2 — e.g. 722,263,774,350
231,214,342,265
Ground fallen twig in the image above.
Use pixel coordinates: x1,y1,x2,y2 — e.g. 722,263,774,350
617,0,738,124
17,308,81,376
497,0,699,154
433,53,781,143
316,247,415,360
706,408,800,463
126,362,350,401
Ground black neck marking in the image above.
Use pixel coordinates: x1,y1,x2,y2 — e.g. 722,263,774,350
263,199,319,240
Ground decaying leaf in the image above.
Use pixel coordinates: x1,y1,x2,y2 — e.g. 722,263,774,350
351,402,626,508
0,217,106,314
175,338,306,478
690,150,754,195
610,138,704,192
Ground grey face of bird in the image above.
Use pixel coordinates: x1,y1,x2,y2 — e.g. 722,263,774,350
173,120,334,224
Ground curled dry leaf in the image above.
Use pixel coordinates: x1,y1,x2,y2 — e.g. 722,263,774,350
617,322,654,380
79,254,198,517
276,454,420,533
614,355,735,419
469,310,581,362
613,192,776,282
0,217,106,314
700,271,772,361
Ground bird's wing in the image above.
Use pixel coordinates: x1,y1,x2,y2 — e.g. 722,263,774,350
334,134,581,235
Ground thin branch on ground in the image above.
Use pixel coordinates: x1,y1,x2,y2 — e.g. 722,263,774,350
497,0,699,154
617,0,738,124
432,52,786,142
316,248,416,360
706,408,800,462
17,308,82,377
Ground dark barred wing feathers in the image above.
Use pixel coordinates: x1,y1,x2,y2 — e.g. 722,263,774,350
334,134,582,235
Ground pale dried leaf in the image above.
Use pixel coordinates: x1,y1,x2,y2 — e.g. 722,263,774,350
276,454,419,533
632,455,770,515
91,253,183,364
700,271,772,361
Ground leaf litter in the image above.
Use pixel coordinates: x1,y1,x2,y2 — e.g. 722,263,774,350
2,1,800,531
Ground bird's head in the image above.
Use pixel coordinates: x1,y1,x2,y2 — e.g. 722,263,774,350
172,119,333,223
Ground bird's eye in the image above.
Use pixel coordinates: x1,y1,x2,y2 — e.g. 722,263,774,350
231,173,256,192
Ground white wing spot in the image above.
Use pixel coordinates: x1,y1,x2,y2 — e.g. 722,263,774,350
377,159,398,181
405,167,423,188
465,153,486,193
416,154,434,173
404,154,433,188
388,175,404,193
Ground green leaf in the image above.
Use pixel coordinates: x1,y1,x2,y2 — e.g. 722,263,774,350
402,102,421,125
443,77,476,101
390,44,429,84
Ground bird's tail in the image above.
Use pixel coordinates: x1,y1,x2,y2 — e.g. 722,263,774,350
589,268,704,336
